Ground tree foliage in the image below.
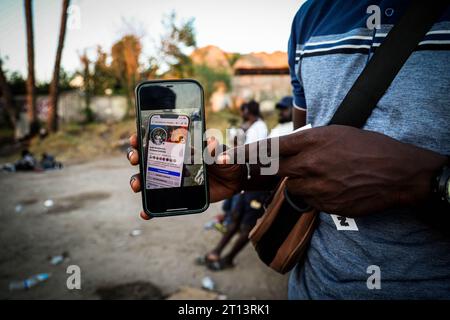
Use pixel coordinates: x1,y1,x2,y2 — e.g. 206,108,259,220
160,12,197,78
111,35,142,91
92,46,116,95
111,34,142,115
193,64,231,103
3,69,73,95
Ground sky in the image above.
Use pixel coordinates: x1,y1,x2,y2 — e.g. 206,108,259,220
0,0,305,82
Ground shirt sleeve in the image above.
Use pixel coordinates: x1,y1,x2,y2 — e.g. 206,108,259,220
288,8,307,110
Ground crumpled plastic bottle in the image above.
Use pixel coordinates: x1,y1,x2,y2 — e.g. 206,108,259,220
9,273,51,291
201,276,215,291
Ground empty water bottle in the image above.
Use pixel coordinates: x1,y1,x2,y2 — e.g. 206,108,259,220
201,276,215,291
9,273,51,291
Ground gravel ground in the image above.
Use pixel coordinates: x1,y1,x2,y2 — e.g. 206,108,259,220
0,156,288,300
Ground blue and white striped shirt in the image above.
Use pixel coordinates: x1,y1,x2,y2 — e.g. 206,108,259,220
288,0,450,299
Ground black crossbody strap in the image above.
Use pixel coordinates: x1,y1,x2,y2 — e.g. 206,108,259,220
329,0,449,128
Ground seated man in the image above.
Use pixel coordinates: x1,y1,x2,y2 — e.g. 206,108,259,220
269,96,294,138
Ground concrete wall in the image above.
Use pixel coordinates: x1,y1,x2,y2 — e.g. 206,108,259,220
231,74,292,108
0,91,129,139
0,91,129,125
57,92,128,123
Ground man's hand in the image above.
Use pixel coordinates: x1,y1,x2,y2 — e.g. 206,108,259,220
276,125,447,216
204,137,246,202
127,134,244,220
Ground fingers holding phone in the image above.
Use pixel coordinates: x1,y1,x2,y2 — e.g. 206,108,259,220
128,134,141,193
128,134,148,220
129,173,141,193
127,135,140,166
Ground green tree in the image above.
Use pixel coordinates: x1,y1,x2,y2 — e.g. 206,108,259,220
160,12,196,78
79,50,94,122
111,34,142,116
48,0,70,132
24,0,37,133
193,64,230,103
227,53,242,67
92,46,115,95
142,56,160,80
35,68,73,95
7,71,27,95
0,59,18,129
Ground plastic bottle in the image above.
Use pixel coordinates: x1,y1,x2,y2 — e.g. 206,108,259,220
9,273,51,291
201,276,215,291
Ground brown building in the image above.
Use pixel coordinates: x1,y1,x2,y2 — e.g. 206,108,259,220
190,46,292,111
232,51,292,109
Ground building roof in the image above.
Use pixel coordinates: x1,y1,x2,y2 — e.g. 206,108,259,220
190,46,289,76
233,51,288,70
190,45,232,71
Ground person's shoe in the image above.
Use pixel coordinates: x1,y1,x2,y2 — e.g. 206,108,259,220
206,259,235,272
195,253,219,266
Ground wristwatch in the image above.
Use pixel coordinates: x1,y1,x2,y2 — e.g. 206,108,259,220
434,164,450,205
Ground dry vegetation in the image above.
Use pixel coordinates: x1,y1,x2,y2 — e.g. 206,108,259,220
26,120,135,164
0,109,279,165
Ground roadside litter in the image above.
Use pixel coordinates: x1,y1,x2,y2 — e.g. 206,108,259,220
49,252,69,265
130,229,142,237
44,199,54,208
201,276,216,291
9,273,51,291
203,220,216,230
15,204,23,213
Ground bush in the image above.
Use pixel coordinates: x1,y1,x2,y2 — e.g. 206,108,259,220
193,64,231,103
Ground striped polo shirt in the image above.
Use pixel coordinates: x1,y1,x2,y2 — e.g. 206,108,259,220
287,0,450,299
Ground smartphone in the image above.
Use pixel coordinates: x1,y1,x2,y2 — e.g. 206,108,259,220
135,80,209,217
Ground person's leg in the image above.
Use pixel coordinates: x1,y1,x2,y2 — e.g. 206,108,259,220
220,191,267,266
196,222,238,265
222,198,232,213
220,225,252,266
211,198,232,233
224,193,241,226
206,194,245,261
208,220,240,260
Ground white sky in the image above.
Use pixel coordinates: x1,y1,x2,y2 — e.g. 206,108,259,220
0,0,305,82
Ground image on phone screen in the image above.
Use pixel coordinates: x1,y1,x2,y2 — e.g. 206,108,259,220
146,114,190,189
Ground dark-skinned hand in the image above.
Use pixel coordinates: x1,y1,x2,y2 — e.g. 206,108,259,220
127,134,244,220
227,125,447,217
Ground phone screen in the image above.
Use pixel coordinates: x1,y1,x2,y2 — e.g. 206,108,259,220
146,114,190,189
136,80,209,217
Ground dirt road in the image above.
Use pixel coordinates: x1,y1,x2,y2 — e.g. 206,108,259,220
0,156,288,299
